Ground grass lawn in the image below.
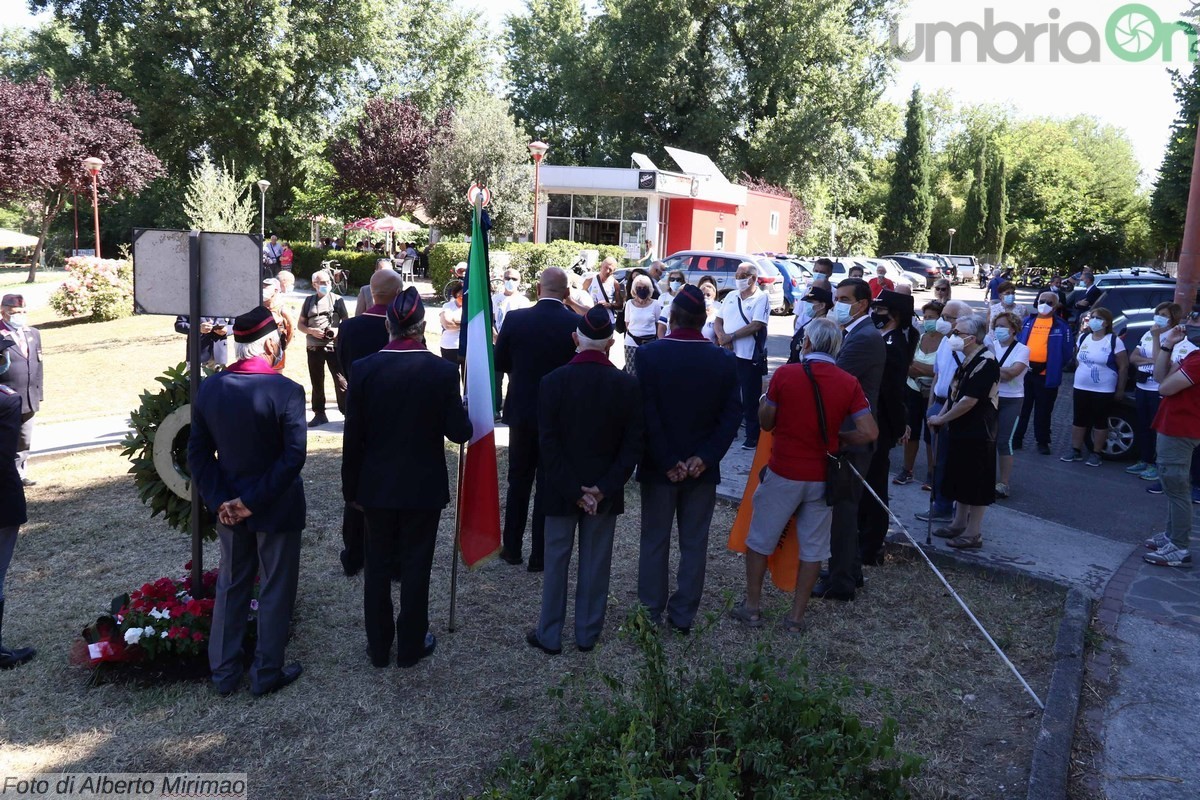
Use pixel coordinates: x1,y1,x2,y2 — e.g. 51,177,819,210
1,441,1062,798
0,270,62,288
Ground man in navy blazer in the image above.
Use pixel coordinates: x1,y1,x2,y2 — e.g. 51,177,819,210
634,286,741,634
0,294,43,486
334,269,403,576
527,306,643,655
343,288,472,668
493,267,581,571
0,339,34,669
188,306,308,697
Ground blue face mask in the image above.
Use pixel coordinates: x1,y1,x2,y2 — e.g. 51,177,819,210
317,284,330,296
0,350,8,377
801,301,816,319
994,327,1011,344
669,280,682,292
922,319,937,333
833,301,853,326
1003,294,1015,306
1088,317,1104,333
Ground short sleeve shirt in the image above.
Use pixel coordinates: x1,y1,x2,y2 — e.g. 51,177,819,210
948,349,1000,440
765,357,870,481
717,289,770,361
1153,350,1200,439
991,339,1030,399
1074,334,1126,394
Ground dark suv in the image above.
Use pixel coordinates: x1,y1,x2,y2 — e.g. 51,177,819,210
884,255,941,289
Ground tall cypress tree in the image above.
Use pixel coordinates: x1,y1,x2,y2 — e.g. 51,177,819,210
1151,61,1200,257
984,154,1008,263
880,88,932,253
961,142,988,254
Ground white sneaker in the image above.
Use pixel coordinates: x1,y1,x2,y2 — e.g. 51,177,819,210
1143,531,1171,550
1143,541,1193,568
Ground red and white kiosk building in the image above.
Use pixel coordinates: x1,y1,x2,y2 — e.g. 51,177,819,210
533,146,791,259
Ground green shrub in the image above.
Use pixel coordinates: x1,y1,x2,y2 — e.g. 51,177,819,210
478,609,922,799
288,246,377,292
429,242,472,289
431,241,630,291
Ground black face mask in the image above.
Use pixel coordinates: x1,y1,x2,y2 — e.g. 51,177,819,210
871,312,889,329
635,287,651,300
1187,328,1200,348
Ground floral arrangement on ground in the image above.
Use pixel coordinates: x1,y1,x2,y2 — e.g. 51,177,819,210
71,563,257,684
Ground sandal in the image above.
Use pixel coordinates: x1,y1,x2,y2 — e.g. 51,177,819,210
779,617,808,636
947,535,983,550
729,602,765,628
932,526,966,539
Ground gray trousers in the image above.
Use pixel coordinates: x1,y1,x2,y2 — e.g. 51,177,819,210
16,412,33,479
827,447,873,594
637,481,717,629
1158,433,1199,549
208,523,301,694
537,513,617,650
0,525,17,601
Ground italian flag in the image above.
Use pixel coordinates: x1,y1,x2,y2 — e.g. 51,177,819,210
456,202,502,567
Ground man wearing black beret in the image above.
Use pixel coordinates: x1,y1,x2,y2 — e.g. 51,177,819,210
342,288,472,668
0,338,34,669
188,305,308,696
527,305,643,655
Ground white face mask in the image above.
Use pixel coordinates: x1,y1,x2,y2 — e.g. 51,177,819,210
735,277,752,291
833,301,853,325
1154,314,1170,329
669,280,682,293
1088,317,1104,333
935,318,953,336
504,279,519,292
1037,303,1053,316
6,313,27,329
947,335,965,352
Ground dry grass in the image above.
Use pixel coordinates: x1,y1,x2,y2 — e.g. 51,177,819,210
1,441,1062,799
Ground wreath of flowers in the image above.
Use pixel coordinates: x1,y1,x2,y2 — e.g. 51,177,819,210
121,363,217,541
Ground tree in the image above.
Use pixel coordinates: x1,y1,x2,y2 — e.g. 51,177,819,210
983,154,1008,262
329,98,448,218
879,88,932,254
961,142,988,253
183,157,256,233
1151,61,1200,257
0,76,162,281
426,95,533,239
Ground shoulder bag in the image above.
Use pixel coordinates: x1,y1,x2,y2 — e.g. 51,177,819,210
738,296,769,376
802,360,855,507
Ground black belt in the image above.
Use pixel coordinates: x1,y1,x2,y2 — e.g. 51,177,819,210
933,395,948,403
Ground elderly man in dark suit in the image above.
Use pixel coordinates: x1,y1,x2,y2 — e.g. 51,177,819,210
343,288,472,668
0,294,43,487
335,269,404,577
188,306,308,697
812,278,884,602
527,306,643,655
634,286,741,634
494,267,581,571
0,339,34,669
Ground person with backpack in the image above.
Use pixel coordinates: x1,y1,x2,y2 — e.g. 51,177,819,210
1061,307,1128,467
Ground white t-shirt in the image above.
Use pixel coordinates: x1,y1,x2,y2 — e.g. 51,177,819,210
492,292,530,333
586,273,619,321
717,289,770,361
439,301,462,350
657,295,673,328
991,338,1031,399
1074,332,1126,393
624,299,662,346
1135,331,1198,391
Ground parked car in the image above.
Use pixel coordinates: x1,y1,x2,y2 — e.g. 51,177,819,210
1092,268,1174,290
884,255,941,290
659,250,786,311
769,258,813,315
947,255,979,284
861,258,915,291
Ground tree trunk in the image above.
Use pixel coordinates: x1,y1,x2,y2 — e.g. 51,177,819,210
27,190,66,284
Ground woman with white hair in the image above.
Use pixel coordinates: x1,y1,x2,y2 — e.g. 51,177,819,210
621,273,661,376
928,313,1000,549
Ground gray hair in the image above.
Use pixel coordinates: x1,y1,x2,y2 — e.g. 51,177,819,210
577,333,610,351
312,269,331,284
386,318,426,340
737,262,759,278
956,313,988,340
234,330,280,362
804,317,842,359
943,300,973,319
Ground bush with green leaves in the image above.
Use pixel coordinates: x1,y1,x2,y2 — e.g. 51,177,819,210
430,241,629,291
479,609,922,799
288,246,378,291
48,256,134,321
428,242,472,289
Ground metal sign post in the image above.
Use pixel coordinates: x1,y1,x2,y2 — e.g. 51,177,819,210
187,231,204,596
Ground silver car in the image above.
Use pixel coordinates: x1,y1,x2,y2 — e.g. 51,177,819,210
660,250,786,311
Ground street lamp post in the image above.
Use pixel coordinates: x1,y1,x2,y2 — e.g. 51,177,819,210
256,179,271,237
82,157,104,258
948,227,957,256
527,141,549,243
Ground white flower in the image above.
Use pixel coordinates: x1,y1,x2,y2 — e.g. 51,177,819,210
149,607,171,620
160,630,168,638
143,625,155,637
124,628,143,645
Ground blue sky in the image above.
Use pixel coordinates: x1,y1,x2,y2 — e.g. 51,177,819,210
2,0,1191,178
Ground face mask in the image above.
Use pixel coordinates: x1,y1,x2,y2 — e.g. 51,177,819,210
833,301,853,326
669,280,682,293
6,313,26,329
948,335,965,352
270,343,284,368
923,319,937,333
1037,303,1053,316
1154,314,1170,329
704,297,715,309
635,287,651,300
1003,294,1015,305
935,318,953,336
504,279,519,292
735,278,752,291
1188,328,1200,348
813,273,830,283
317,285,330,296
994,327,1011,344
802,301,817,319
1088,318,1104,333
0,350,8,376
871,312,889,329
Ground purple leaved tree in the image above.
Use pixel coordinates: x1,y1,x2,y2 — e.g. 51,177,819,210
0,76,163,282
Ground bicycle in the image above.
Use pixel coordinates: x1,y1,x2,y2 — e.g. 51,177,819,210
321,259,349,295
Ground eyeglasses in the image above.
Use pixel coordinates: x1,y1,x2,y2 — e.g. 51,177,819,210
935,287,950,293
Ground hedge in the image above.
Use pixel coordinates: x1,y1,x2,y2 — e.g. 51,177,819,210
428,242,472,291
428,241,629,293
289,246,379,292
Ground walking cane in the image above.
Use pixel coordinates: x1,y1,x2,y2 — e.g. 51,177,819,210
449,442,465,633
926,422,937,546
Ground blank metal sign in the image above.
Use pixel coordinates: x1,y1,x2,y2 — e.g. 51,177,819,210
133,229,262,317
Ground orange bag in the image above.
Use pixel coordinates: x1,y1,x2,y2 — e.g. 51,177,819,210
726,430,800,591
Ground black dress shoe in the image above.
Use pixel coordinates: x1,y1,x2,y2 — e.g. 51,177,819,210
525,628,561,655
398,633,437,668
251,662,303,696
366,647,389,669
810,579,855,602
577,642,595,652
212,676,240,697
1037,443,1051,455
526,561,544,573
498,549,523,566
339,551,362,577
0,645,36,670
307,414,328,428
19,478,36,487
817,569,864,588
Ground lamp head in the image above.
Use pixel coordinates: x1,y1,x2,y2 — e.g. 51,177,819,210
257,179,271,192
527,140,549,162
82,156,104,175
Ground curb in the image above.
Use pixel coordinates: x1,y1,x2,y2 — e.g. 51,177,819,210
30,441,124,463
1027,588,1091,800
